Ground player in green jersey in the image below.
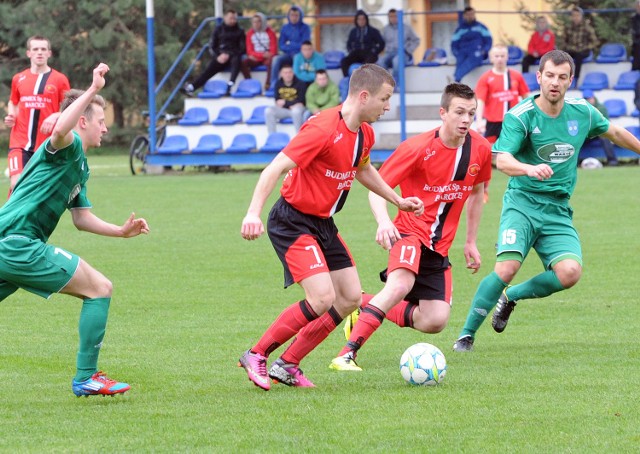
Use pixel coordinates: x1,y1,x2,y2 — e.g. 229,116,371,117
453,50,640,352
0,63,150,396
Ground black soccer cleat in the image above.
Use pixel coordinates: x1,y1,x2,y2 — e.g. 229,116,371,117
452,335,474,352
492,290,517,333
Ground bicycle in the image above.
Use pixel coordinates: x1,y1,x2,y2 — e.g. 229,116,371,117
129,112,181,175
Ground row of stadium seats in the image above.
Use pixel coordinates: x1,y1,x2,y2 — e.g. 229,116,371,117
158,132,290,155
179,106,295,126
579,126,640,161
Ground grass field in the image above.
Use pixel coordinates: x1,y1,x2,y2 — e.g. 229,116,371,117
1,156,639,452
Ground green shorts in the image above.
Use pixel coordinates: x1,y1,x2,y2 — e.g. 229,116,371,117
496,189,582,269
0,235,80,300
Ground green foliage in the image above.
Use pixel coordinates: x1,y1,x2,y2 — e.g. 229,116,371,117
516,1,634,51
0,157,639,450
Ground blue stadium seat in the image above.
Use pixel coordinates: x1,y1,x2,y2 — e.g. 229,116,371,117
191,134,223,154
583,50,594,63
579,72,609,90
632,108,640,117
522,72,539,91
260,132,290,153
595,43,627,63
613,71,640,90
417,48,448,67
578,139,606,161
324,50,345,70
226,133,257,153
211,106,243,125
279,117,293,124
339,76,349,102
157,135,189,154
177,107,209,126
507,46,524,65
198,79,228,99
231,79,262,98
603,99,627,118
245,105,268,125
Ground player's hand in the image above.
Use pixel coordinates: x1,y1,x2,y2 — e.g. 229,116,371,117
241,214,265,240
40,113,61,135
526,163,553,181
4,114,15,128
120,212,150,238
397,196,424,217
92,63,110,91
464,242,481,274
375,220,401,250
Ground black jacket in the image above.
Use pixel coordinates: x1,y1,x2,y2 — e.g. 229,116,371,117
346,9,385,57
209,23,246,58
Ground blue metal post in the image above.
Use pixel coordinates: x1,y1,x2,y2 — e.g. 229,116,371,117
146,0,156,153
398,10,406,142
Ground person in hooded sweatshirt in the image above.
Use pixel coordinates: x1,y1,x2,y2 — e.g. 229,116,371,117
241,12,278,91
269,5,311,91
340,10,385,78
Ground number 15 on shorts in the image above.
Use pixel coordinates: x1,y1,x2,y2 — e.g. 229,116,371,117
501,229,516,245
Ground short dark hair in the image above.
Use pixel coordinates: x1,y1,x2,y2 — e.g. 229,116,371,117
464,6,475,13
571,6,583,14
441,83,475,110
301,40,312,46
348,63,395,96
539,49,575,77
280,63,293,70
315,69,328,76
388,8,397,14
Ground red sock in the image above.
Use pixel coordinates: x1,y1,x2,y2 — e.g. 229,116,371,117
385,300,417,328
280,307,342,365
252,300,318,357
338,305,385,357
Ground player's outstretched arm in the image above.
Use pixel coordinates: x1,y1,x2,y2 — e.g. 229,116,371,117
495,151,553,180
71,209,149,238
602,124,640,155
355,162,424,215
50,63,109,151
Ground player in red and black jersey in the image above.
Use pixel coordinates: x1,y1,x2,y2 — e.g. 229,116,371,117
4,36,70,194
238,64,424,390
326,83,493,372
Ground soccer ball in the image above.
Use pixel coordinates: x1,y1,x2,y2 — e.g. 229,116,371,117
399,342,447,386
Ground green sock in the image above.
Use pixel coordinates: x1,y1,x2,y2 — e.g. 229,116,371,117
506,270,565,301
75,297,111,382
459,272,508,339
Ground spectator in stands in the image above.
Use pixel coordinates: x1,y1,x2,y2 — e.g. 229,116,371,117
379,8,420,84
303,69,340,121
340,10,385,78
293,41,326,86
475,44,529,202
241,13,277,91
269,6,311,91
522,16,555,73
558,6,598,84
182,9,246,97
266,64,307,134
451,7,492,83
631,1,640,71
583,89,618,166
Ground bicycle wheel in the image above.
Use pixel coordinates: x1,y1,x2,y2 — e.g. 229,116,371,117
129,135,149,175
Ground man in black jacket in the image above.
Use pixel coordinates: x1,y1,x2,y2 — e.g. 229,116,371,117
340,10,385,78
182,10,246,96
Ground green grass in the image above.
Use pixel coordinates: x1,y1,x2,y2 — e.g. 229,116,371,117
1,156,639,452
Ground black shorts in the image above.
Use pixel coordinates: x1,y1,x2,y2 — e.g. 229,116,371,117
380,243,452,305
485,121,503,144
267,197,355,288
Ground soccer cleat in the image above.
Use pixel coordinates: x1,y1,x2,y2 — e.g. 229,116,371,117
452,335,474,352
329,353,362,372
71,371,130,397
492,290,518,333
268,359,315,388
343,307,361,340
238,350,270,391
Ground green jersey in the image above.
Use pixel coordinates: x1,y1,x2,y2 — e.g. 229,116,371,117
0,132,91,242
494,95,609,198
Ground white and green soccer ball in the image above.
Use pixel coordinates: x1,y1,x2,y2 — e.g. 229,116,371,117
400,342,447,386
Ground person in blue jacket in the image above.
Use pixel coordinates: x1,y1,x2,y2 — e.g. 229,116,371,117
340,10,385,78
269,5,311,90
451,7,492,82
